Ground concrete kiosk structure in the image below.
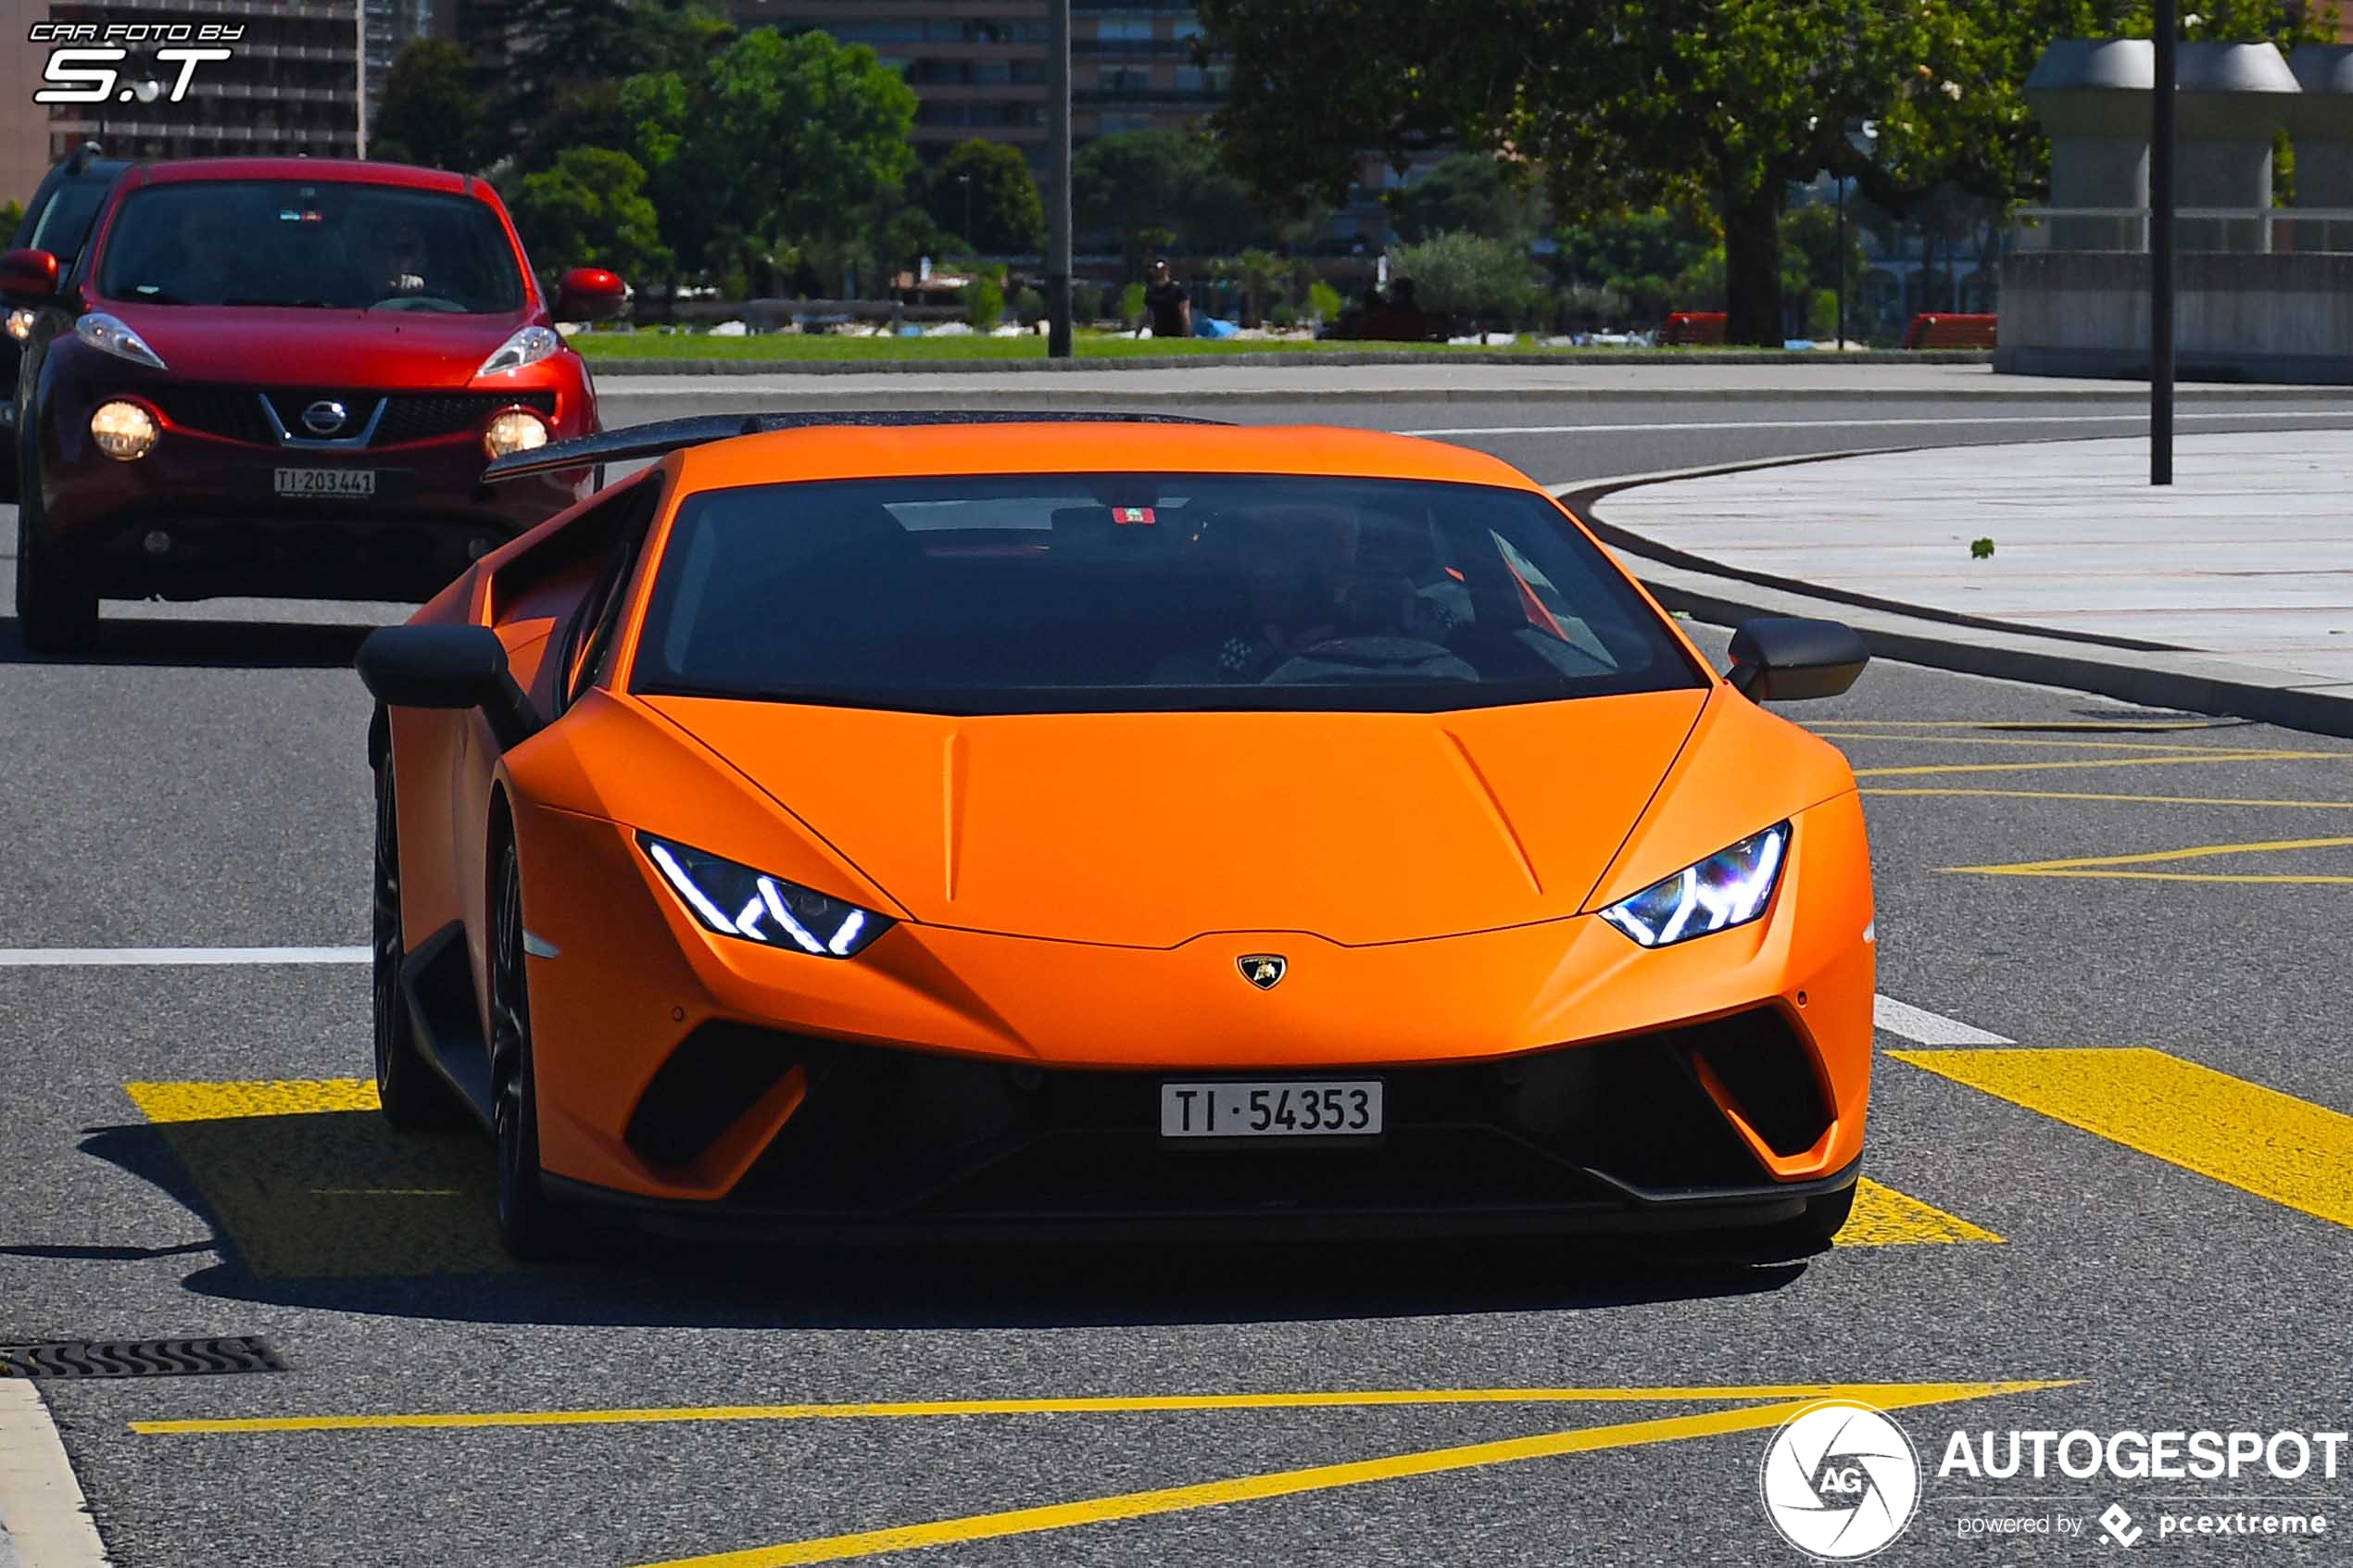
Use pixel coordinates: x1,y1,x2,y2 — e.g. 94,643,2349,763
2000,39,2353,383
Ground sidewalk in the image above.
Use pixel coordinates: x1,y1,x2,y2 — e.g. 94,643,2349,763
597,362,2348,406
1581,429,2353,734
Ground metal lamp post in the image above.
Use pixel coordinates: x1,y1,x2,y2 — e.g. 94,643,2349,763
2151,0,2178,485
1046,0,1073,358
958,174,972,247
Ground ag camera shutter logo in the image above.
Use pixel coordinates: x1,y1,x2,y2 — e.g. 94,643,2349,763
1759,1399,1922,1560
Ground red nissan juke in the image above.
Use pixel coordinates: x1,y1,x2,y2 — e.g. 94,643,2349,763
0,157,626,653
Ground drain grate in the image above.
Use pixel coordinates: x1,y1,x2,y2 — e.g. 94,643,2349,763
0,1336,283,1379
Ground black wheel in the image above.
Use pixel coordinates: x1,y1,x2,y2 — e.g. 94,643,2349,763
489,834,565,1261
13,432,98,655
372,732,459,1129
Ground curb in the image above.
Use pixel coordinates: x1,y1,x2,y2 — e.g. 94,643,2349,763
1558,459,2353,741
584,348,1998,376
593,382,2345,408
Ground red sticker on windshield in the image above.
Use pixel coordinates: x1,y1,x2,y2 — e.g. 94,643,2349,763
1112,507,1155,526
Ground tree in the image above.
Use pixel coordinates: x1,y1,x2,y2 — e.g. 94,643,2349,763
1556,207,1719,325
497,0,732,132
929,140,1045,257
373,39,484,172
1390,154,1544,245
0,201,22,237
1199,0,2333,345
1074,130,1259,271
505,146,673,286
673,28,919,291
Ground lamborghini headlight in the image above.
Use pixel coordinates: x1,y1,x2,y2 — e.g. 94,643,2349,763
1598,822,1789,948
639,834,892,958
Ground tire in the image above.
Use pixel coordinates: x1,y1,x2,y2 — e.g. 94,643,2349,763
371,731,460,1130
489,833,566,1261
13,433,97,655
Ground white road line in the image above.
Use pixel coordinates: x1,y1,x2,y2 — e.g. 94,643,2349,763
1400,411,2353,437
0,1381,110,1567
0,947,368,968
1873,995,2016,1047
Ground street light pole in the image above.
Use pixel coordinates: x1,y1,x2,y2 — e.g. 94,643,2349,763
1046,0,1073,358
2151,0,2177,485
1835,173,1847,351
354,0,368,157
958,174,972,248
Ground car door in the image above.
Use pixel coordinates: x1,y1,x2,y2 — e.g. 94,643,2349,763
448,472,670,1024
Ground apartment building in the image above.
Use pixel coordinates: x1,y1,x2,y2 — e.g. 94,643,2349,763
734,1,1225,165
4,0,367,201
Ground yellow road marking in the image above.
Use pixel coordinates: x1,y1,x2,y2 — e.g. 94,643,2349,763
1866,787,2353,809
126,1078,380,1122
1814,733,2248,753
626,1382,2060,1568
1892,1047,2353,1232
1842,1178,2003,1246
132,1380,2036,1436
1946,834,2353,884
122,1079,506,1279
1856,750,2334,780
1814,720,2237,733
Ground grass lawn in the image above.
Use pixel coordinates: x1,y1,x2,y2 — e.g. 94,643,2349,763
570,330,1607,362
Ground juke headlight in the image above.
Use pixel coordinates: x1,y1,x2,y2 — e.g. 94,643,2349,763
1598,822,1790,948
474,324,560,378
639,834,893,958
74,310,169,370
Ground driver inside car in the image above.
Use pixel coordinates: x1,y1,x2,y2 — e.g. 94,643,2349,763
364,212,434,298
1156,505,1474,684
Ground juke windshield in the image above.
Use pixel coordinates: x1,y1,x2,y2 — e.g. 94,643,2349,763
634,474,1707,715
96,181,525,314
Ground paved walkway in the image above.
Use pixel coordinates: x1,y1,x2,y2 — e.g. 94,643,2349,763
1592,429,2353,687
596,362,2344,404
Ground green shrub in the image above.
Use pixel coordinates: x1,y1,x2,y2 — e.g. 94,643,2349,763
1071,281,1103,322
1120,281,1147,325
1013,286,1046,326
964,273,1006,330
1268,302,1299,329
1308,280,1343,322
1384,232,1542,325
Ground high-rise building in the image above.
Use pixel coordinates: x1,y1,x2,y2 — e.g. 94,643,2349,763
364,0,440,126
6,0,368,188
732,1,1227,167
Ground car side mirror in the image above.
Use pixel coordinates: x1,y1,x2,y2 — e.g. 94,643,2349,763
1726,617,1869,702
554,267,626,322
357,625,538,749
0,248,59,306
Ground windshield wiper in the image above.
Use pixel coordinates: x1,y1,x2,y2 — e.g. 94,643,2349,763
220,297,342,308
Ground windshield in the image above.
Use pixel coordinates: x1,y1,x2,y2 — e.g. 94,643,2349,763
27,182,107,261
634,474,1705,715
95,181,524,313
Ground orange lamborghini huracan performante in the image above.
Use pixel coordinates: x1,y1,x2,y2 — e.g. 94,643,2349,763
356,412,1877,1261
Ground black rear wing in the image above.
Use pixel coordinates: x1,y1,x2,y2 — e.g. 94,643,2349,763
482,409,1232,485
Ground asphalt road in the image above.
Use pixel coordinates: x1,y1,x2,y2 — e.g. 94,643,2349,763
6,392,2353,1566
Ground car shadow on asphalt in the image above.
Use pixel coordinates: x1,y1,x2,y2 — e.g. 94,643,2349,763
0,616,377,669
71,1120,1810,1332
